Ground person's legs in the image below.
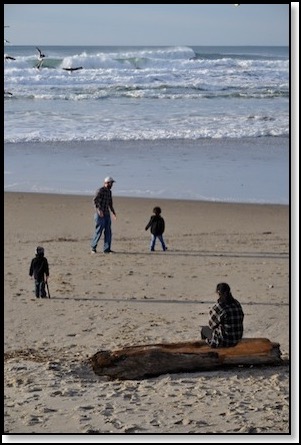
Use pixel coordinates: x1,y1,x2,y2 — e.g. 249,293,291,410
158,234,167,251
34,280,40,298
150,234,156,251
103,215,112,252
40,281,47,298
91,213,105,251
201,326,213,341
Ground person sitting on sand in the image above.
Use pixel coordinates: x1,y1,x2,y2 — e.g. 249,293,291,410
200,282,244,348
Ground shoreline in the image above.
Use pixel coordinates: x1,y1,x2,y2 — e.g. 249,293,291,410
4,136,289,204
4,189,290,206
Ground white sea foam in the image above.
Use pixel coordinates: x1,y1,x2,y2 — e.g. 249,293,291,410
4,46,289,203
4,45,289,142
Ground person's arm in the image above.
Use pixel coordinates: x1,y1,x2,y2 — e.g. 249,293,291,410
29,259,34,278
208,304,221,330
109,199,117,220
94,189,105,217
145,217,152,231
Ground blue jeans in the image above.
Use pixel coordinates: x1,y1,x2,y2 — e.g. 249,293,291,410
91,213,112,252
35,280,46,298
150,234,166,251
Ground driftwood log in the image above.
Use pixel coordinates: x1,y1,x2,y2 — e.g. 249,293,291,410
89,338,284,380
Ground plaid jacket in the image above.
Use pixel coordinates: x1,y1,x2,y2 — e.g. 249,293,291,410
207,298,244,348
93,186,114,216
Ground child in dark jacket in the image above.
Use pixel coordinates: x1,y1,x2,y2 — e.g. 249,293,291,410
29,246,49,298
145,206,167,252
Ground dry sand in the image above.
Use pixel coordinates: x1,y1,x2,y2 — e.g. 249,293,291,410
4,192,292,439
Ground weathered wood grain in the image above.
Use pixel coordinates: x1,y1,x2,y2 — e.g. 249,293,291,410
89,338,284,380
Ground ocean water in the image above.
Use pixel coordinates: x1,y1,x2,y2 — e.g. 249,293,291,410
4,45,289,203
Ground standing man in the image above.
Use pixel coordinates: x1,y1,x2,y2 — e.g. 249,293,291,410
91,176,117,254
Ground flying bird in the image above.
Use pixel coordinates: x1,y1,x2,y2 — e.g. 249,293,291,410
5,54,16,61
36,47,46,59
35,47,47,69
62,66,83,72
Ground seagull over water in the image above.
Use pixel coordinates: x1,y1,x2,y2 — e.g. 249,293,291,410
36,47,46,59
35,47,47,69
5,54,16,61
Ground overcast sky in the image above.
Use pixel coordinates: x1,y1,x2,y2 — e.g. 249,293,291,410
4,4,291,46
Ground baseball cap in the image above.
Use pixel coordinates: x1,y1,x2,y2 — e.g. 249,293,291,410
104,176,115,183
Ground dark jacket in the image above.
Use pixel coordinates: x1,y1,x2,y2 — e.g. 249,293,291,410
145,215,165,236
29,256,49,282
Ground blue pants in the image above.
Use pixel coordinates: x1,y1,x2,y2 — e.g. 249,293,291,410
91,213,112,252
150,234,166,251
35,280,46,298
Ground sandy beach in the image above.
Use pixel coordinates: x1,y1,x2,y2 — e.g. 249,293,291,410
4,191,292,438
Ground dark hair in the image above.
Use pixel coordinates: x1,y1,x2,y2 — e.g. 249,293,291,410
153,206,161,215
216,282,233,302
36,246,45,256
